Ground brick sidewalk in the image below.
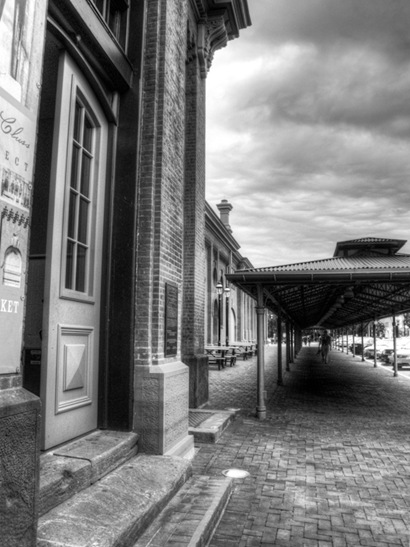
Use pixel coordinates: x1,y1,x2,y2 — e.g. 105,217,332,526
194,345,410,546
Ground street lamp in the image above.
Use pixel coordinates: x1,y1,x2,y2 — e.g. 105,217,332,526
225,285,231,346
216,280,223,346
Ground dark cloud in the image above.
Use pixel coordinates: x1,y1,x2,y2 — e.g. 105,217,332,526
245,0,410,64
206,0,410,267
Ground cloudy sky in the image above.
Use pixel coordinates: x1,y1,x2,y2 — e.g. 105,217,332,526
205,0,410,268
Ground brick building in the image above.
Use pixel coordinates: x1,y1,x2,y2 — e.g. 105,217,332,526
0,0,250,543
205,200,256,348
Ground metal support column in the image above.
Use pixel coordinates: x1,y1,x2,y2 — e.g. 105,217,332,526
256,286,266,420
393,311,398,377
285,320,291,372
361,323,365,361
373,318,378,368
277,312,283,385
290,325,294,362
352,325,355,358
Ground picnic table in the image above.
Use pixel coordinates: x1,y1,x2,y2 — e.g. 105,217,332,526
205,346,237,370
230,343,257,360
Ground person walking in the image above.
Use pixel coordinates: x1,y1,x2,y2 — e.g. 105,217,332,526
320,329,332,364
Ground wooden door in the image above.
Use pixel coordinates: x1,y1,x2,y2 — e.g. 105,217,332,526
40,52,108,449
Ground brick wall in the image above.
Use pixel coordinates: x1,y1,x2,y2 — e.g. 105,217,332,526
135,0,188,365
133,0,193,454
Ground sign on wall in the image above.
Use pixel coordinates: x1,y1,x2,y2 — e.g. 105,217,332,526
0,0,47,373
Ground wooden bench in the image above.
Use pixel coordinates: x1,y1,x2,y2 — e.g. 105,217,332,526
206,347,237,370
224,348,237,367
231,345,247,360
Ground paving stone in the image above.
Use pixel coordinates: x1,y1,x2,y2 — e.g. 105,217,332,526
192,345,410,546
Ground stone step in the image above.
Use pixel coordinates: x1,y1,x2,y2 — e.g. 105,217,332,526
39,430,139,516
188,409,238,443
133,475,233,547
37,454,192,547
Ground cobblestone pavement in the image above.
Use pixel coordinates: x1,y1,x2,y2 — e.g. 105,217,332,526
194,345,410,546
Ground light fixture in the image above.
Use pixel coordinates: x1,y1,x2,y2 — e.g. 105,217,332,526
344,287,354,299
224,286,230,296
216,280,223,295
222,468,250,478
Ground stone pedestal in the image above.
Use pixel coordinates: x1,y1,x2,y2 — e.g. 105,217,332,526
134,362,194,458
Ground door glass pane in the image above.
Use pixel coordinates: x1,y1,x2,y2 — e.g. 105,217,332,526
83,115,93,152
67,191,77,239
73,101,81,142
65,240,74,290
78,198,88,244
80,153,91,197
64,93,95,295
70,145,80,190
76,245,87,292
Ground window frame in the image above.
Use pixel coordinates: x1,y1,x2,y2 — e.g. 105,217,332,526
60,78,102,304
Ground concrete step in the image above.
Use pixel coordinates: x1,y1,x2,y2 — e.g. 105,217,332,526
133,475,233,547
37,454,192,547
189,409,237,443
39,430,139,516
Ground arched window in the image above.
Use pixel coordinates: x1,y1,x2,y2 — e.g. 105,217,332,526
3,247,22,287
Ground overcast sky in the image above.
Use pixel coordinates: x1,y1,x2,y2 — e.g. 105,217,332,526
205,0,410,268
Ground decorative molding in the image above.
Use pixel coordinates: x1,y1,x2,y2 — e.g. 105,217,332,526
1,206,29,228
55,325,94,414
197,14,228,78
192,0,251,78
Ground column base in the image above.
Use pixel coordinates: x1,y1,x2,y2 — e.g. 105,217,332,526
134,361,190,455
256,407,266,420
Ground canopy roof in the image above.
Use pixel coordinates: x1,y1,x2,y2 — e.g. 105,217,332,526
226,237,410,329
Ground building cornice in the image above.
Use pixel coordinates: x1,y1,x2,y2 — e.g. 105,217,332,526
190,0,251,78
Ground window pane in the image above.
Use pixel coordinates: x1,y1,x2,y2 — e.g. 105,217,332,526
73,102,81,142
67,191,77,239
83,115,93,152
70,145,80,190
65,240,74,290
3,248,22,288
78,198,88,244
76,245,87,292
93,0,105,16
81,153,91,197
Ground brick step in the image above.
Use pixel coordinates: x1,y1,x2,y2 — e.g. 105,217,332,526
39,430,140,516
188,409,237,443
133,475,233,547
37,454,192,547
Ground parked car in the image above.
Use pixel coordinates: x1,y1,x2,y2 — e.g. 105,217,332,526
364,347,382,360
388,350,410,369
348,343,372,355
380,348,395,364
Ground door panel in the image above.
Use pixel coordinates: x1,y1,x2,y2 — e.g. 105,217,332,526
40,52,108,449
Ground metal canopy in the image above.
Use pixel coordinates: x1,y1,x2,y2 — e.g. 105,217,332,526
226,238,410,329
